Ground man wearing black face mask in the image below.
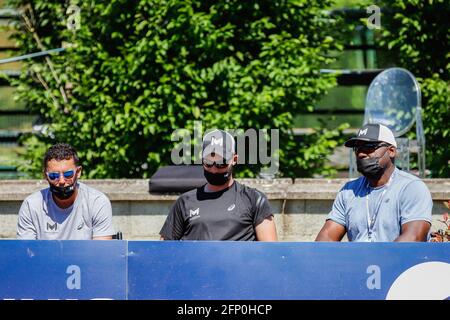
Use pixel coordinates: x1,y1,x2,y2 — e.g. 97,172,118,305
315,123,432,242
160,129,277,241
17,143,115,240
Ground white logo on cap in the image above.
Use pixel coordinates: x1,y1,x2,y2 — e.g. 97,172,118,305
211,137,223,147
359,128,368,136
386,261,450,300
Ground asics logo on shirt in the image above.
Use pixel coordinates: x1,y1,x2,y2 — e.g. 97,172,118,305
227,204,235,211
77,221,85,230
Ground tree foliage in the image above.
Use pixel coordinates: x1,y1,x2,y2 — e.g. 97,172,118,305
378,0,450,177
8,0,345,178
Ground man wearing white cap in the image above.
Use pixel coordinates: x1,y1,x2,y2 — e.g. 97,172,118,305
160,129,278,241
316,123,432,242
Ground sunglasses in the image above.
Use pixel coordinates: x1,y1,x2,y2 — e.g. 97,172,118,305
202,159,229,169
46,168,78,181
353,143,391,153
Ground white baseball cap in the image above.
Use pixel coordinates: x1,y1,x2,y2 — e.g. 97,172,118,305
344,123,397,148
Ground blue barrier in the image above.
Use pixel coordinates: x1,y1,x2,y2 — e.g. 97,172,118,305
1,241,449,300
0,241,127,300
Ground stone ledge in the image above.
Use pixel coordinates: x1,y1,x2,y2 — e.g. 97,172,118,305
0,178,449,201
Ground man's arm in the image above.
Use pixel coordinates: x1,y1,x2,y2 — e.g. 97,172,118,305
94,235,113,240
255,216,278,241
91,195,115,240
17,200,37,239
396,180,432,242
394,220,430,242
315,220,346,241
252,190,277,241
316,186,348,242
160,198,185,240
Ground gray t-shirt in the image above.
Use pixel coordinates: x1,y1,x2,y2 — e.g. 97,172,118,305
160,181,273,240
327,168,432,242
17,182,114,240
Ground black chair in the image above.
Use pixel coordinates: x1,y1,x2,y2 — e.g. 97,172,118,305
149,165,207,194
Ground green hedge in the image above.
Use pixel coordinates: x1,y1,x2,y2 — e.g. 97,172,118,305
8,0,346,178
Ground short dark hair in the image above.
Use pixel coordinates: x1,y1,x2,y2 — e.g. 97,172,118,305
43,143,79,169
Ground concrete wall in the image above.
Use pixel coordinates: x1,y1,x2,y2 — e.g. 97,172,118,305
1,178,449,241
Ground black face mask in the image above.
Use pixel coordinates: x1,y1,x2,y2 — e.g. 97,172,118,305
204,168,232,186
50,183,76,200
356,150,388,180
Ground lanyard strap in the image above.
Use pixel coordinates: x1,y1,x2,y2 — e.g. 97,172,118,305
365,171,395,241
366,189,387,240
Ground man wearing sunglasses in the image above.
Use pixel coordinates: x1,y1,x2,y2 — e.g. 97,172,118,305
17,143,114,240
315,123,432,242
160,129,277,241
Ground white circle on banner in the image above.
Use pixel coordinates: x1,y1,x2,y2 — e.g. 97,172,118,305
386,261,450,300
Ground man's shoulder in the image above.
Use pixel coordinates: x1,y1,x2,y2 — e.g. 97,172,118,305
78,182,110,201
235,181,267,200
177,186,201,201
393,169,430,197
24,188,47,204
394,168,422,184
342,176,366,191
178,182,267,200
